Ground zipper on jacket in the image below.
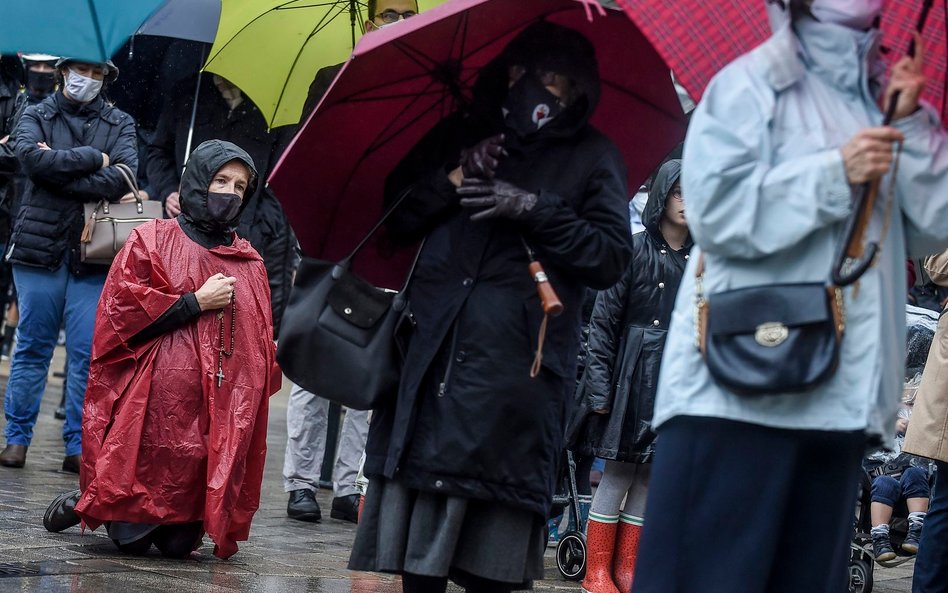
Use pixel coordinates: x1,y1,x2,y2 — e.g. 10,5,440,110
437,322,460,398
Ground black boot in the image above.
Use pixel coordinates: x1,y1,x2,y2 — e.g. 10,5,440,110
44,489,82,533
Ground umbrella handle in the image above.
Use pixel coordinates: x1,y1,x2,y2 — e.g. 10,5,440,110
529,261,564,317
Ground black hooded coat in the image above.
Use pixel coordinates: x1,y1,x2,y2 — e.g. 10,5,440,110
362,23,632,517
578,159,691,463
145,75,298,333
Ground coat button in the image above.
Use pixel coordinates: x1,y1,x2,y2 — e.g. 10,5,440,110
658,282,665,289
462,278,473,287
435,480,444,488
455,351,466,363
685,254,690,260
660,249,667,255
653,320,660,327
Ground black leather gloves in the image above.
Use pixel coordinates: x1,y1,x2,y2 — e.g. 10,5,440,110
459,134,508,180
457,178,538,221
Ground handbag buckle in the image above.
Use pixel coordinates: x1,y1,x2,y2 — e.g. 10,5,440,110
755,322,789,347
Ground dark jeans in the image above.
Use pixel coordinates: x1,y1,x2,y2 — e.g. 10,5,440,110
871,466,931,507
913,461,948,593
632,416,864,593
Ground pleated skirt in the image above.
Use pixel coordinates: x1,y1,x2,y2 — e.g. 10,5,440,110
348,477,546,588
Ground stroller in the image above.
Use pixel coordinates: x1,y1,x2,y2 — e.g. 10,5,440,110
551,450,590,581
849,458,936,593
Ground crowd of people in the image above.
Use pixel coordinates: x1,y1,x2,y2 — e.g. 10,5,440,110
0,0,947,593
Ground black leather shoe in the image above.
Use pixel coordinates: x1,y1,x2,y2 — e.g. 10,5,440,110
61,455,81,474
0,444,27,468
287,490,321,522
330,494,360,524
44,489,81,533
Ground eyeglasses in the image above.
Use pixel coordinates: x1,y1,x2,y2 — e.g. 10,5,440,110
375,9,417,24
670,187,683,201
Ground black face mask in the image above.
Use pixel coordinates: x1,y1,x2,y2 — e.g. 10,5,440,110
26,70,56,98
206,192,242,224
502,73,563,138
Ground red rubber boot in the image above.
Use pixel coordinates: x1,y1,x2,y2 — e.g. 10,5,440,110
582,514,620,593
612,514,643,593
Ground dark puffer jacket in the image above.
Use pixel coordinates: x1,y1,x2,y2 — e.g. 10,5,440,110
578,159,691,463
11,92,138,276
145,75,298,334
363,22,632,517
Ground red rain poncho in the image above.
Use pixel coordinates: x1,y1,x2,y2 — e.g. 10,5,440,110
76,218,281,559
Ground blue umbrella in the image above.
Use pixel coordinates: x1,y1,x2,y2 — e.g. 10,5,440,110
1,0,166,63
135,0,221,44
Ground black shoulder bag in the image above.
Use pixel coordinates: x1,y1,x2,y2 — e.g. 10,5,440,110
693,146,900,396
276,193,422,410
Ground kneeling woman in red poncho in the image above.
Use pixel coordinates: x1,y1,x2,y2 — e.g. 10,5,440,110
43,139,281,560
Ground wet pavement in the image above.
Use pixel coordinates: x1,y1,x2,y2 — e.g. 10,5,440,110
0,348,919,592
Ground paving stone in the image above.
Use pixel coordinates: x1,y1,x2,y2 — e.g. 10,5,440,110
0,350,918,592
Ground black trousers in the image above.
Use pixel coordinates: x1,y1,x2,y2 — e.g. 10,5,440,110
632,416,864,593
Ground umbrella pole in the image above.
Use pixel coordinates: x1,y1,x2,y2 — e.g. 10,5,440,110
182,47,208,176
349,0,358,48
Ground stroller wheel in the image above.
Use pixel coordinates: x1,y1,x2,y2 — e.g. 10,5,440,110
848,557,873,593
556,530,586,581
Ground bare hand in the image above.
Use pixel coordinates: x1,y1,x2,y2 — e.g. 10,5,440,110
101,152,110,168
896,417,909,435
195,273,236,311
165,191,181,217
840,127,904,184
119,190,149,204
37,142,50,151
884,32,926,121
0,135,8,145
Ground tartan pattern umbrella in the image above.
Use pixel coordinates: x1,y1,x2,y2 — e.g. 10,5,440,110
618,0,948,121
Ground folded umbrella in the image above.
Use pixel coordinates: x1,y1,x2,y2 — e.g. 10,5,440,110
1,0,166,63
268,0,687,289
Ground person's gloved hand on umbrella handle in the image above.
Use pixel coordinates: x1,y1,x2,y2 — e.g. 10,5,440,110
457,178,537,221
460,134,508,179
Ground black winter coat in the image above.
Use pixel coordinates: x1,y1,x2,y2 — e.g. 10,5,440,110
579,160,691,463
363,32,632,517
145,75,299,333
0,72,23,243
10,93,138,276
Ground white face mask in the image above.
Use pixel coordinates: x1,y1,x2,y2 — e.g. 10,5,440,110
64,68,103,103
810,0,883,30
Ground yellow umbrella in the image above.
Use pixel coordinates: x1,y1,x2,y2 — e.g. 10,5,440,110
204,0,447,128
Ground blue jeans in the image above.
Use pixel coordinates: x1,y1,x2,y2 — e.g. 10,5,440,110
3,263,105,456
871,466,931,507
914,461,948,593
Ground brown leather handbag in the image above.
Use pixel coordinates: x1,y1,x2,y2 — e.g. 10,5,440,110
80,163,163,265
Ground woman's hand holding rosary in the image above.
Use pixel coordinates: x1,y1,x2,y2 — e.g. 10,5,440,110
196,273,236,311
195,273,238,388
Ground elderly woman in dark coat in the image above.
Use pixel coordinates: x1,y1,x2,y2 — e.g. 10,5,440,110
578,159,690,593
348,22,632,593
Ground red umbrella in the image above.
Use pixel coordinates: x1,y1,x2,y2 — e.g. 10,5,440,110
617,0,948,117
269,0,687,289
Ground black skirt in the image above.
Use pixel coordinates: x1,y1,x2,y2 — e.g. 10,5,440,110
348,477,546,588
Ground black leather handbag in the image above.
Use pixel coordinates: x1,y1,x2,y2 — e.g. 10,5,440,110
694,256,845,396
276,196,421,410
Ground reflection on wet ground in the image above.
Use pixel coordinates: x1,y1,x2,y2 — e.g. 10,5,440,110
0,350,915,592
